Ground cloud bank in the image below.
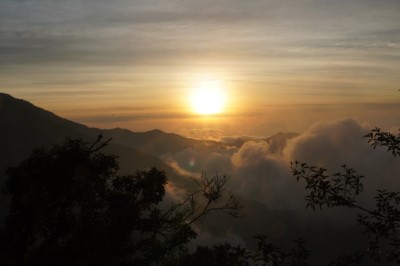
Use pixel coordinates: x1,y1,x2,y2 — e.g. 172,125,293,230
164,118,400,262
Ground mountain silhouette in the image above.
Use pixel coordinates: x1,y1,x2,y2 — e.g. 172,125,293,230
0,93,202,223
0,93,300,225
0,93,174,173
102,127,220,157
0,92,299,180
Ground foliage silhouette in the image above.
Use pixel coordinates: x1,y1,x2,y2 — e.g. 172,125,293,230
365,127,400,157
165,236,309,266
0,135,240,265
1,125,398,265
291,127,400,265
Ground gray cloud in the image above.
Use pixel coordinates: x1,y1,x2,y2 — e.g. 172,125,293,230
284,119,400,200
165,118,400,259
1,0,399,68
230,141,300,209
167,118,400,208
1,0,399,126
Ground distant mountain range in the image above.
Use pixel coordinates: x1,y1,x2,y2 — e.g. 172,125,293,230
0,93,174,176
0,92,298,222
0,92,298,173
0,93,198,221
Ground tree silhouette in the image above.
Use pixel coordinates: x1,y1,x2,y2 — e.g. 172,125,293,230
0,135,240,266
2,126,397,265
291,127,400,265
165,236,309,266
365,127,400,157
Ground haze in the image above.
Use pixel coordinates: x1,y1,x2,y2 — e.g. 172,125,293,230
1,0,399,138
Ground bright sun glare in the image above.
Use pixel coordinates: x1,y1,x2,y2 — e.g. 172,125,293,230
191,80,226,115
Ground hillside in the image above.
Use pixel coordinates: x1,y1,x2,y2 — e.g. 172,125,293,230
0,93,193,221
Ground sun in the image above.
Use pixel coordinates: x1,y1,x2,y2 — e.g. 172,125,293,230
190,80,226,115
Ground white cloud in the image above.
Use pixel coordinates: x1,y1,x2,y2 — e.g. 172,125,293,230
165,118,400,254
167,118,400,209
284,118,400,197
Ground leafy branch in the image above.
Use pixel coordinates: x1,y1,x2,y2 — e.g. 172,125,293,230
291,160,400,263
181,172,241,226
365,127,400,157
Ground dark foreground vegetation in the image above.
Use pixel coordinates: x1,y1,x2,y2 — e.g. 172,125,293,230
0,128,399,265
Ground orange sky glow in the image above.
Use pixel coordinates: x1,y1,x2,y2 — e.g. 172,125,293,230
1,0,399,138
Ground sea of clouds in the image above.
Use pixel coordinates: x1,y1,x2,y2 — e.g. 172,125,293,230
162,118,400,263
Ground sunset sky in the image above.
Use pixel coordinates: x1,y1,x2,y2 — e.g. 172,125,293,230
1,0,399,138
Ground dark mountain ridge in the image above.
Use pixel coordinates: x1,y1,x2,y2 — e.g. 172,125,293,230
0,93,196,222
0,93,202,171
0,92,300,179
102,127,219,157
0,92,300,224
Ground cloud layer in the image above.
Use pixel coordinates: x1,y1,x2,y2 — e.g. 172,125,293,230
165,118,400,261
